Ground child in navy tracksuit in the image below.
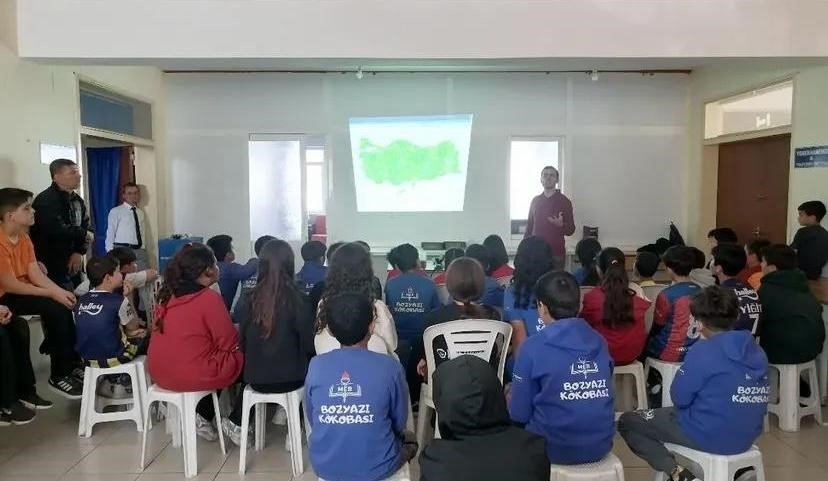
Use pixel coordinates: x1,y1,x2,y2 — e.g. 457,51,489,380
509,271,615,465
306,293,415,481
296,240,327,295
619,286,769,481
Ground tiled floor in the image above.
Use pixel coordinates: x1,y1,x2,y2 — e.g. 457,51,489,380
2,376,828,481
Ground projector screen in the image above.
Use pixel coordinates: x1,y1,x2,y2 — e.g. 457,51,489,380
349,114,473,212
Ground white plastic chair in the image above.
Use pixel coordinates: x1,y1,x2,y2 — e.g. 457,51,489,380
641,285,667,332
550,452,625,481
319,461,411,481
614,361,648,419
654,444,766,481
644,358,682,408
77,357,149,437
140,385,226,478
415,319,512,450
816,305,828,404
238,385,305,475
767,360,823,432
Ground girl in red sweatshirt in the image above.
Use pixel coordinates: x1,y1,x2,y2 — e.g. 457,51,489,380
148,243,243,441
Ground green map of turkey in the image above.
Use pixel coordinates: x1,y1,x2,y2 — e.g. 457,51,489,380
359,138,461,185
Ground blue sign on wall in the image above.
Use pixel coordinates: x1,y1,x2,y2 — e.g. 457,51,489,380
794,146,828,168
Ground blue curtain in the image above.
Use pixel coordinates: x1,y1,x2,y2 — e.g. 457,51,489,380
86,147,122,255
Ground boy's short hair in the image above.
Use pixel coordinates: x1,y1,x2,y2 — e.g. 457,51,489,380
464,244,491,271
0,188,34,220
798,200,827,222
712,244,747,276
634,251,660,278
534,271,580,320
206,234,233,262
745,238,771,260
49,158,77,178
301,240,327,262
327,241,345,262
323,293,374,346
254,235,276,256
662,246,696,277
762,244,798,271
87,255,119,288
443,248,465,268
689,247,707,270
690,285,739,331
108,246,137,267
707,227,738,244
394,244,420,272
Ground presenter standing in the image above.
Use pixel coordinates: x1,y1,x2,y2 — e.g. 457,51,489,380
105,182,153,309
525,166,575,270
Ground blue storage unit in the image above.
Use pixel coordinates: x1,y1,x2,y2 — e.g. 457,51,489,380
158,236,203,272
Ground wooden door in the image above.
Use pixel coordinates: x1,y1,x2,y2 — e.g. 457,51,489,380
717,134,790,244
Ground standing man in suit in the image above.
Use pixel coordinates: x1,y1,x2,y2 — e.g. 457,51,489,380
105,182,153,311
525,166,575,270
31,159,92,291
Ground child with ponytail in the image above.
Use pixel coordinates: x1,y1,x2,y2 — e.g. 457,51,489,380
580,247,651,365
147,243,243,441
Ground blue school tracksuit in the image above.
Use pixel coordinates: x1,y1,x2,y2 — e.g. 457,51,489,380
296,261,327,295
480,276,505,308
306,348,408,481
672,330,769,455
385,272,441,341
510,318,615,465
503,287,545,336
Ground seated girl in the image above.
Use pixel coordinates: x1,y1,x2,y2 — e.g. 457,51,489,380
484,234,514,286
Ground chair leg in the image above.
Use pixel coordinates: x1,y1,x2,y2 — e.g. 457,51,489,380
78,368,94,437
254,403,266,451
635,370,649,411
287,393,304,476
212,392,226,457
239,392,251,475
140,400,154,470
182,397,198,478
415,387,430,453
129,370,144,433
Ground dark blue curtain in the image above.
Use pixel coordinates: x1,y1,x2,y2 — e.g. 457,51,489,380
86,147,122,256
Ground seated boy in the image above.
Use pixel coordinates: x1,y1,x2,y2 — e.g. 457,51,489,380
758,244,825,365
306,293,414,481
791,201,828,302
420,355,550,481
509,271,615,465
688,247,715,288
231,235,276,322
464,244,505,308
1,304,52,425
619,286,769,481
711,244,761,333
74,256,148,397
296,240,327,295
739,238,770,289
635,251,661,287
206,234,258,311
705,227,738,269
75,247,159,298
0,188,81,399
646,246,703,362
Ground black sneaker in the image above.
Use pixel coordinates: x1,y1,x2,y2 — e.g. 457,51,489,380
0,401,36,426
72,367,86,383
671,466,699,481
49,375,83,400
19,392,53,410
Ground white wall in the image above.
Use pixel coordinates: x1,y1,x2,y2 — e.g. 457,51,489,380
685,61,828,244
0,43,168,260
166,72,688,258
15,1,828,60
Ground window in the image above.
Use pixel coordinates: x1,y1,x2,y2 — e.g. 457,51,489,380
249,137,304,242
79,81,153,140
704,80,793,140
305,146,326,215
509,138,561,235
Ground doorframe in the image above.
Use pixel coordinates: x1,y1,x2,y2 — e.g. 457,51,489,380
700,74,798,243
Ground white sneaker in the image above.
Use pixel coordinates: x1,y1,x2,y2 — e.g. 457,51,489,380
272,406,288,425
221,417,253,448
195,414,218,442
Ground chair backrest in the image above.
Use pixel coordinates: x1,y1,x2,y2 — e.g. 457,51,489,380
423,319,512,383
641,284,667,332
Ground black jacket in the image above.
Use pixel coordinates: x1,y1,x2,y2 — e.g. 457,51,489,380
30,183,91,280
236,288,316,385
791,224,828,280
758,269,825,364
419,355,549,481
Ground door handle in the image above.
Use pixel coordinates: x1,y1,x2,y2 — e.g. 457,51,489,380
753,226,761,237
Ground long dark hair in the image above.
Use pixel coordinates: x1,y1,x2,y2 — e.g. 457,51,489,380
156,243,216,333
511,236,554,310
597,247,635,328
251,239,297,339
446,257,499,320
316,242,376,333
576,237,602,286
483,234,510,274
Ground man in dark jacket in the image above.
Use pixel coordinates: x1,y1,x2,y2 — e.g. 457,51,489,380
758,244,825,365
419,355,549,481
30,159,92,290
